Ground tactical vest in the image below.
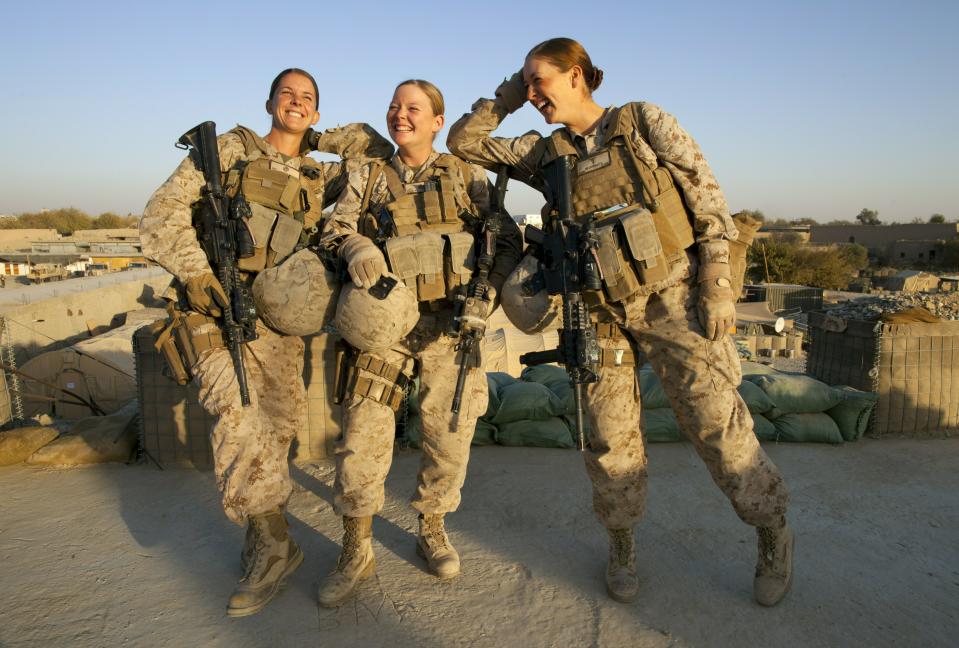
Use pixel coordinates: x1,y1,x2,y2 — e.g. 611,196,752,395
358,155,479,303
221,126,326,274
541,104,696,303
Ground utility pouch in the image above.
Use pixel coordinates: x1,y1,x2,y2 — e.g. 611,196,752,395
594,223,641,304
149,317,191,385
414,232,446,302
384,236,420,284
266,213,302,267
444,231,476,295
620,208,670,286
237,203,277,272
332,339,353,405
242,163,300,212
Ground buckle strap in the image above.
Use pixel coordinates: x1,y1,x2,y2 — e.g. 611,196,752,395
346,353,410,412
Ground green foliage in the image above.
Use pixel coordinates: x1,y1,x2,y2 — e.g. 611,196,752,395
0,209,138,234
929,213,946,224
855,208,880,225
738,209,766,222
747,237,866,289
825,219,855,225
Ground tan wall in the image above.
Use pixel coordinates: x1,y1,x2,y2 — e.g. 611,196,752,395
0,229,60,251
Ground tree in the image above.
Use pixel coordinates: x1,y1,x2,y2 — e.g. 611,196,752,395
737,209,765,223
929,213,946,223
856,208,880,225
745,238,867,289
91,212,138,229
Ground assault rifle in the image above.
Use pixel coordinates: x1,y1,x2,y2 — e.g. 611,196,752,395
176,121,258,406
449,167,509,414
520,156,602,451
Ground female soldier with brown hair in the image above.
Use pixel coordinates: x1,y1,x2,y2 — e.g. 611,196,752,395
317,79,521,607
448,38,793,606
140,67,391,617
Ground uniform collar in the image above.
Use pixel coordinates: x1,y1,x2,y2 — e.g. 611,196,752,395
391,149,440,183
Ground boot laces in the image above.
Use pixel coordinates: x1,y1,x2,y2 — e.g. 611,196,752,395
243,522,269,581
609,529,634,568
757,526,781,572
336,524,361,570
423,516,449,549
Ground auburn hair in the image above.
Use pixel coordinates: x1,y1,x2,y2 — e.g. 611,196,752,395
527,37,604,92
395,79,445,116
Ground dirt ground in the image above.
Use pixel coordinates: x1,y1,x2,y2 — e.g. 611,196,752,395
1,439,956,647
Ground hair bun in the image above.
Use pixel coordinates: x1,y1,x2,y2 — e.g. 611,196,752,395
590,68,604,91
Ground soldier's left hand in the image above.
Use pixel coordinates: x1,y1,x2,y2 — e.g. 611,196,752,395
697,278,736,341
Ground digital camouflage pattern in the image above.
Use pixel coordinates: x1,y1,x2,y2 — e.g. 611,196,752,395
140,123,388,524
447,97,738,267
333,312,489,517
584,269,788,530
191,320,306,524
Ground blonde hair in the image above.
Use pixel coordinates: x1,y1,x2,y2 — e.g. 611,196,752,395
527,37,604,92
395,79,445,116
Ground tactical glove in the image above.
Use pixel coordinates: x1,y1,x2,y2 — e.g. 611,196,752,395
339,235,387,289
185,272,229,318
696,263,736,341
495,70,527,114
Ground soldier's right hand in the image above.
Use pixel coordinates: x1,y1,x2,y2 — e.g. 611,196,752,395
185,272,229,317
495,70,527,114
339,235,387,289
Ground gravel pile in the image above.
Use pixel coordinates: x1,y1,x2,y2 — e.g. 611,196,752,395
823,293,959,321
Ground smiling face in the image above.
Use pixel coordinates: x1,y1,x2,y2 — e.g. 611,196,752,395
386,83,444,151
523,56,585,126
266,72,320,134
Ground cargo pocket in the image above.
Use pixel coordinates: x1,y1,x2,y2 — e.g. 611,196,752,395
267,213,302,267
704,335,743,393
415,232,446,301
594,224,639,304
620,208,670,286
444,231,476,295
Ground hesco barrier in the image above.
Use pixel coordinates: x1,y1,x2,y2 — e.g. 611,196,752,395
744,284,824,312
807,312,959,436
133,326,342,468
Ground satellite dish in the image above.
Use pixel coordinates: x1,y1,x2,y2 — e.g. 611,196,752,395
774,317,785,333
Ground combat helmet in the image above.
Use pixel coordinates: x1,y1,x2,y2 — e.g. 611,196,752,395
252,248,340,336
333,274,419,351
500,253,561,334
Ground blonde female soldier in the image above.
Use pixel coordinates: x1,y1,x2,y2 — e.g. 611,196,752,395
317,79,521,607
447,38,793,606
140,68,391,617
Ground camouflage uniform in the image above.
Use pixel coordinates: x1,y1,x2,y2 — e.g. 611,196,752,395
141,124,390,525
448,99,789,531
322,152,521,517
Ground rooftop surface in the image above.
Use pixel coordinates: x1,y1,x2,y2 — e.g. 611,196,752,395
1,439,955,647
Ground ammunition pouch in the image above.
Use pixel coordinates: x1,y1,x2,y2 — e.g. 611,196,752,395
590,205,689,304
150,305,224,384
337,349,411,412
383,231,476,303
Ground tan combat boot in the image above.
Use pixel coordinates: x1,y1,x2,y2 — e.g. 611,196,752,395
318,516,375,608
226,509,303,618
240,522,255,573
754,519,794,607
605,528,638,603
416,513,460,579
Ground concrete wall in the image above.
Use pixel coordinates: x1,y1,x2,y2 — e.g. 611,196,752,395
0,273,171,363
810,223,959,249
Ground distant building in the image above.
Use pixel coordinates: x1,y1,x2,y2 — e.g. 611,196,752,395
754,225,810,243
810,223,959,263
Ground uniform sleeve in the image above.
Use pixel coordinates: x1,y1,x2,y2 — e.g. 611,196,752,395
319,160,375,250
447,97,548,193
139,133,246,281
309,123,393,210
636,103,738,264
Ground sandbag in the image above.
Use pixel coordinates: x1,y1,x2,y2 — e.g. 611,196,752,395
826,386,879,441
737,380,776,415
741,361,779,376
746,373,843,414
521,364,574,413
752,414,777,441
496,417,573,449
27,403,138,466
473,419,498,446
485,374,504,419
404,412,498,448
771,412,844,444
492,381,567,424
643,408,683,442
640,368,671,410
0,426,59,466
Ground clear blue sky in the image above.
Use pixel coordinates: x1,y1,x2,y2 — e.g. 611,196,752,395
1,0,956,223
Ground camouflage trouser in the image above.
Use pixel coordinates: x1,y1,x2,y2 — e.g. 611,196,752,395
191,319,306,525
334,311,489,518
584,275,789,530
